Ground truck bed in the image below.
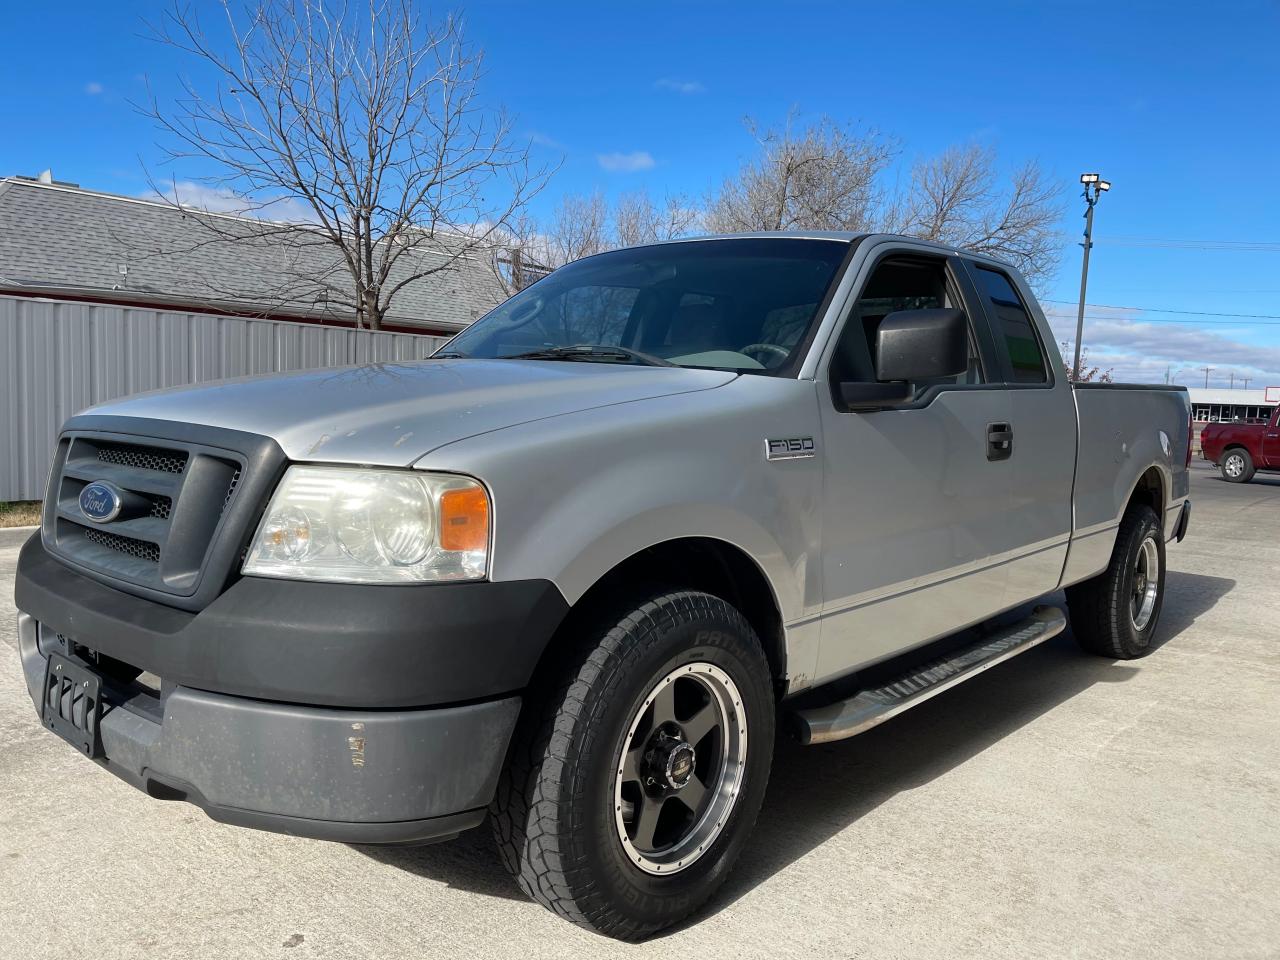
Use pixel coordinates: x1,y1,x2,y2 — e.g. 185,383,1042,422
1065,382,1191,585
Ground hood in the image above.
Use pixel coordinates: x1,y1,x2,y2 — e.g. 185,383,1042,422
81,359,738,463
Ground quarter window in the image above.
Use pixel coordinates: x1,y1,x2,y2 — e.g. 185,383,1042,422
972,267,1048,384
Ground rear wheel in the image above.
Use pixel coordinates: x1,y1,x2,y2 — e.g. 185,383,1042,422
491,589,774,940
1220,448,1254,483
1066,504,1166,659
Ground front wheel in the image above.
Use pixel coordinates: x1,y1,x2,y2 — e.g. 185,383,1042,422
1220,448,1254,483
491,589,775,940
1066,504,1166,659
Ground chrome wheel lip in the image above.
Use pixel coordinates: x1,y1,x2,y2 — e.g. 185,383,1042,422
613,662,748,876
1224,454,1244,478
1131,535,1160,630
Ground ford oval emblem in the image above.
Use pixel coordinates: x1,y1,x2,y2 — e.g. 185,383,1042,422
79,481,124,523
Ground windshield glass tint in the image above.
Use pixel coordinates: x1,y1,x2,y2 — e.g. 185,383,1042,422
442,238,849,373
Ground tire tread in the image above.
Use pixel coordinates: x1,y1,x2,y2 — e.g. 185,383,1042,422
1066,504,1163,659
490,589,769,940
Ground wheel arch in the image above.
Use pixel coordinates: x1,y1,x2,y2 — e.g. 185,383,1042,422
531,537,788,692
1125,464,1166,526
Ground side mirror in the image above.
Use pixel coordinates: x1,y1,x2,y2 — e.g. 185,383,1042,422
875,307,969,382
838,308,968,411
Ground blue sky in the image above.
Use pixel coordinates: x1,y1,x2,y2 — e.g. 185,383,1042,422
3,0,1279,387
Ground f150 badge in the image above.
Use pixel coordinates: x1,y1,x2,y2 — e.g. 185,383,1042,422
765,437,816,461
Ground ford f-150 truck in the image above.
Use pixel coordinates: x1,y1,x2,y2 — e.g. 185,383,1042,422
1200,405,1280,482
15,233,1192,940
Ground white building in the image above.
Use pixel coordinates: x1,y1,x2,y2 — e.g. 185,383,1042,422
1187,387,1278,425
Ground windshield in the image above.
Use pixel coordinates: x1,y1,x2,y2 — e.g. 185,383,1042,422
440,238,849,373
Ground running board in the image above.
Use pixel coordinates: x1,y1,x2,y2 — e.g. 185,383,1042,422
791,605,1068,745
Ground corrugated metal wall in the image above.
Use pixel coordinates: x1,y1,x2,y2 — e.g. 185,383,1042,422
0,295,449,501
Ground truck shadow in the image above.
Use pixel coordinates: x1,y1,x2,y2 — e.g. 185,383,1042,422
355,569,1236,919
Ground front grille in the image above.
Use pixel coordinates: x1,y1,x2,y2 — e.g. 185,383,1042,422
84,528,161,563
222,469,241,513
97,442,188,474
43,430,259,608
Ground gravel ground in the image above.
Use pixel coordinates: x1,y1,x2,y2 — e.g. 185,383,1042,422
1,461,1277,959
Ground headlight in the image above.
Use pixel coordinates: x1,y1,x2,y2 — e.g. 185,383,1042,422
243,466,489,583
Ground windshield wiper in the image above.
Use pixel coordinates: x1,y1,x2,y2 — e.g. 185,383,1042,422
504,344,674,367
432,350,468,359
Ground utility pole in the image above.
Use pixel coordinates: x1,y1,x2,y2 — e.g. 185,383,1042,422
1073,173,1111,380
1230,371,1236,389
1201,366,1214,388
1242,378,1251,390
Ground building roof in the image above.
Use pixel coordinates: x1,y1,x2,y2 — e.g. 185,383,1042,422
1187,387,1278,406
0,176,508,333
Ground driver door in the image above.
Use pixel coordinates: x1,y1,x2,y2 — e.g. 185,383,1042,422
814,248,1018,684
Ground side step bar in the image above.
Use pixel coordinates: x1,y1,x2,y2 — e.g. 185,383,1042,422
791,605,1068,745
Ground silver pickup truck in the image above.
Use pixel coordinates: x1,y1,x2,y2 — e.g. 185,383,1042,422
15,233,1191,939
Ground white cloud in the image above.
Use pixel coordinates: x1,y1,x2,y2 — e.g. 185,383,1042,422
1043,303,1280,387
529,131,565,150
84,82,104,95
597,151,655,173
145,181,319,224
655,78,705,95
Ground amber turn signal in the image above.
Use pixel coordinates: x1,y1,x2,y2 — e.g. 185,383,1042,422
439,485,489,552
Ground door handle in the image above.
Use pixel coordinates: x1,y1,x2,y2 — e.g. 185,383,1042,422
987,422,1013,461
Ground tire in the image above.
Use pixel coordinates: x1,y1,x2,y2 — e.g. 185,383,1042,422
1219,448,1254,483
490,589,775,940
1066,504,1166,659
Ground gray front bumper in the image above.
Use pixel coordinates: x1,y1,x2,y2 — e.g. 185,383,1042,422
18,612,520,844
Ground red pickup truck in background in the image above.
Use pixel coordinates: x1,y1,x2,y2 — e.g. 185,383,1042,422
1201,406,1280,482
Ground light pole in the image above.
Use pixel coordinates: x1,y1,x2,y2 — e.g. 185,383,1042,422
1072,173,1111,381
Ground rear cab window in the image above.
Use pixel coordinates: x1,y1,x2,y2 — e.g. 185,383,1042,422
970,265,1050,385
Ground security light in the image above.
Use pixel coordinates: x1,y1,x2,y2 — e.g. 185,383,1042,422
1098,180,1111,191
1080,173,1100,184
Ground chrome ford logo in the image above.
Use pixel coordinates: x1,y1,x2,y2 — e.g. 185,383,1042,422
79,481,123,523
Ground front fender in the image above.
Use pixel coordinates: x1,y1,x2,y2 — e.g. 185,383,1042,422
416,378,824,625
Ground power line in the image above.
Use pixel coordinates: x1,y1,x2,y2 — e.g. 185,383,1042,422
1043,298,1280,320
1066,314,1280,327
1094,236,1280,252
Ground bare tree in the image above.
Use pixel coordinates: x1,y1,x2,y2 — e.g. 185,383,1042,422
705,117,1063,286
704,115,895,233
544,191,610,267
144,0,548,329
492,188,700,294
613,190,700,247
894,144,1063,286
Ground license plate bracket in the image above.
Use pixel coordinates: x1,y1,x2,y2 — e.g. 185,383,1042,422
41,653,103,758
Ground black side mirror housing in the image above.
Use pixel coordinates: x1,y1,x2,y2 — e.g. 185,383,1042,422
839,380,912,409
838,307,969,411
875,307,969,382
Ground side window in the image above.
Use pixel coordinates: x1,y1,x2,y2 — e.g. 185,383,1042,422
830,256,983,390
972,267,1048,384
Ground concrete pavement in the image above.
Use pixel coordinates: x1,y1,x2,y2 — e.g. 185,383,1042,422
1,462,1277,959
